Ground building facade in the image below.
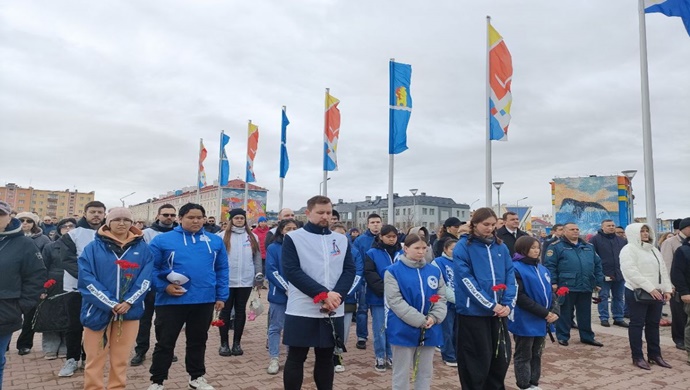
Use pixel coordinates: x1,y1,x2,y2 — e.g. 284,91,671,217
128,179,268,223
0,183,95,218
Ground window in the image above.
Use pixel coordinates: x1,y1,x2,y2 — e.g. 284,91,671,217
18,200,24,204
395,209,400,216
430,209,435,216
422,208,428,215
430,222,435,230
19,193,25,197
456,211,460,217
422,222,427,227
403,209,406,215
462,210,466,219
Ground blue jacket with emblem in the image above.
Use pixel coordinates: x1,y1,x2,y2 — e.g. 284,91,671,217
148,226,229,306
77,227,153,331
266,237,288,304
344,245,364,305
364,239,402,306
353,230,376,261
385,255,446,347
544,238,603,292
508,254,554,337
452,234,517,317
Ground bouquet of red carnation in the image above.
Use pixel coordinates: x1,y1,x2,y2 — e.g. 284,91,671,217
491,284,508,360
211,310,225,327
313,291,330,314
314,291,346,366
44,279,57,289
115,260,139,339
412,293,440,382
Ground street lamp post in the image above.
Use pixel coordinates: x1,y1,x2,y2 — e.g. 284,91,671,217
516,196,528,208
409,188,418,226
492,182,504,216
319,177,331,196
470,198,480,209
622,170,637,223
657,211,664,233
119,192,136,207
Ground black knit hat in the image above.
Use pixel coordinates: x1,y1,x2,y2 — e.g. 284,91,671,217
673,219,682,230
679,218,690,232
229,208,246,219
444,217,462,228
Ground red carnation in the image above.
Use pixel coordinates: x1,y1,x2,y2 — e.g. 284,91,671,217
491,284,508,292
313,292,329,304
43,279,57,289
124,273,135,279
211,319,225,327
429,294,440,304
115,260,140,270
556,287,570,297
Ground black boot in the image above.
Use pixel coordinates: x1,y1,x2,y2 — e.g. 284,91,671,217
219,342,231,356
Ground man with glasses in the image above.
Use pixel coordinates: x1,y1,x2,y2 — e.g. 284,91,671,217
41,215,57,238
132,204,179,366
58,200,106,377
203,216,221,234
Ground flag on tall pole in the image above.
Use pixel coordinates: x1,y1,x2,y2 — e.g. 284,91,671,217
219,132,230,186
198,139,208,188
644,0,690,35
488,23,513,142
279,106,290,211
389,60,412,154
246,122,259,183
322,88,340,197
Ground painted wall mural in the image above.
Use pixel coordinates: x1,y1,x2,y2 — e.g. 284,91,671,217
220,188,267,222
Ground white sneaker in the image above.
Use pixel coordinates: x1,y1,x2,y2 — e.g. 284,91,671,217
443,360,458,367
334,364,345,373
267,358,280,375
529,386,543,390
147,384,165,390
58,358,78,377
189,376,214,390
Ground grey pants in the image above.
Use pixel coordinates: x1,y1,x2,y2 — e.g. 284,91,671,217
391,345,434,390
42,332,67,355
513,335,544,390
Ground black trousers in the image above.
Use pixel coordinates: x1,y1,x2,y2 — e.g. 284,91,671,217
149,303,214,384
456,315,511,390
626,288,663,360
670,294,687,345
218,287,252,345
555,292,595,342
16,306,37,350
134,290,157,355
65,292,85,361
513,335,544,390
283,346,335,390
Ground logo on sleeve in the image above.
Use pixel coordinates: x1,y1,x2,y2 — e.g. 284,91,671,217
427,275,438,289
546,249,554,257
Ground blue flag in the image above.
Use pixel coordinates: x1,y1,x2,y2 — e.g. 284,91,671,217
389,60,412,154
280,109,290,178
220,132,230,186
645,0,690,36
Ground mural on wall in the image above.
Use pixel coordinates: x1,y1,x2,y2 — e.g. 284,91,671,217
220,188,267,222
553,176,620,235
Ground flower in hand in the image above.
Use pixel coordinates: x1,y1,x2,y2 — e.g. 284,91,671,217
491,284,508,292
314,291,331,314
211,310,225,327
115,260,140,270
556,286,569,297
43,279,57,289
429,294,440,304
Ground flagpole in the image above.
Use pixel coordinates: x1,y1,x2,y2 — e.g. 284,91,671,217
197,137,203,204
387,58,395,226
323,88,329,197
217,130,225,221
244,120,251,210
637,0,657,228
485,15,493,209
279,106,286,210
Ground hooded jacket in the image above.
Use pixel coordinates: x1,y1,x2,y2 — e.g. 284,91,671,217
364,238,403,305
77,226,154,330
384,254,447,347
218,227,262,288
590,229,627,281
620,223,672,294
408,226,434,262
353,230,377,260
671,237,690,296
149,225,230,306
266,236,289,304
544,237,604,293
143,220,179,244
452,234,517,317
0,218,46,334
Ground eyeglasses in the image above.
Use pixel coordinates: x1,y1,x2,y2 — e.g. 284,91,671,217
111,218,133,224
19,219,34,223
61,224,75,229
160,214,176,218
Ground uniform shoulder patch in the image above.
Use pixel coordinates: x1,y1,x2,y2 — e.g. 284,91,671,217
546,249,554,257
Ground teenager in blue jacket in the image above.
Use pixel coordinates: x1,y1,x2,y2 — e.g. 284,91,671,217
265,219,299,375
508,236,559,390
432,238,459,367
453,207,516,390
77,207,153,390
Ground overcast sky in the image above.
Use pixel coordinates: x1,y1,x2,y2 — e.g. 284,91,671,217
1,1,688,220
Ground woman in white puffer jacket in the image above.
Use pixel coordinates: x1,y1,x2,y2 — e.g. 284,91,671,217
620,223,673,371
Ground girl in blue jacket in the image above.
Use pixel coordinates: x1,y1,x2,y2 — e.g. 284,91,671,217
453,207,516,390
508,236,558,390
364,224,402,371
77,208,153,390
265,219,299,375
432,238,458,367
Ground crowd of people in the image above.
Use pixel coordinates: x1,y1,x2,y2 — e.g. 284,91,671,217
1,196,689,390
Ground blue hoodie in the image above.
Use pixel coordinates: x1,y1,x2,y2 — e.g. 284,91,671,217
344,245,364,305
266,237,288,304
148,226,229,306
78,228,153,331
453,234,517,317
353,230,376,260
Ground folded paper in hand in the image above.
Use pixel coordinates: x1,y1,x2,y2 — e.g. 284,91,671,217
167,271,189,287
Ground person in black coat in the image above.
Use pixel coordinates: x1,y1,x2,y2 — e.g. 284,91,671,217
589,219,628,327
432,217,462,258
496,212,528,255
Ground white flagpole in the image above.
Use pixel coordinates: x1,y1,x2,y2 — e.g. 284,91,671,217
279,106,286,211
217,130,225,221
244,120,251,210
197,137,203,204
637,0,657,228
323,88,329,197
485,16,493,209
387,58,395,226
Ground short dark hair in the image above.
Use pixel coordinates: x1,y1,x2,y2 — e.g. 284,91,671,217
443,238,458,251
514,236,540,258
380,224,398,237
502,211,517,221
331,210,340,220
552,224,564,230
404,233,423,247
330,222,346,232
158,204,176,214
601,219,614,225
276,219,299,238
616,226,625,230
84,201,106,213
367,213,382,222
307,196,332,211
179,203,206,218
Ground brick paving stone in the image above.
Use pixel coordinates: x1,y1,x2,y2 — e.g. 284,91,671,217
4,298,689,390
